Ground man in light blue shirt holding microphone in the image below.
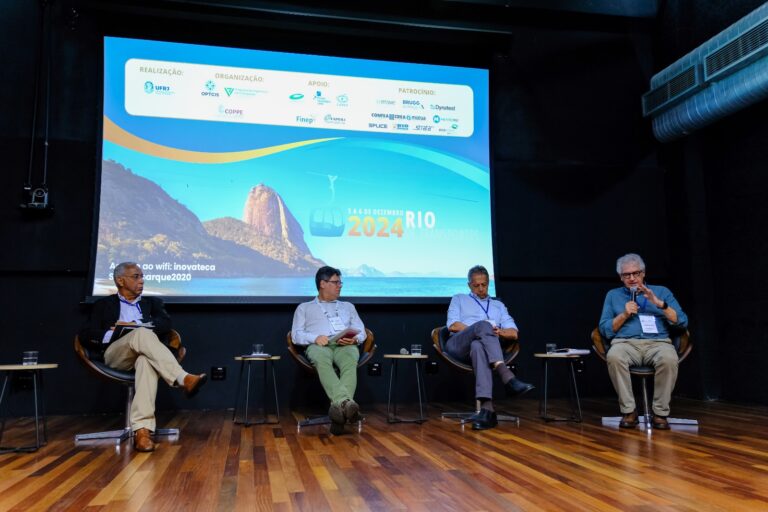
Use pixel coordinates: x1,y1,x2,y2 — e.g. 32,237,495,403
446,265,534,430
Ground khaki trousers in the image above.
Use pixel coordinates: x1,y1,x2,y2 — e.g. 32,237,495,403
606,338,678,416
104,327,184,432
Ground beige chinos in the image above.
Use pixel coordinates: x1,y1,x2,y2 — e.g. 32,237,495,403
104,327,184,432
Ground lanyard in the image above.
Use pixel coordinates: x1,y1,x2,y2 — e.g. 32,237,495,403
470,295,491,319
315,298,342,333
119,297,142,315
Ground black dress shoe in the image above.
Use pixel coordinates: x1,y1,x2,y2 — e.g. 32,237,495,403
471,409,498,430
619,411,639,428
505,378,535,397
465,410,484,422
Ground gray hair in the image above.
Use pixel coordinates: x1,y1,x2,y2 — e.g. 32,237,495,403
616,253,645,275
467,265,489,282
113,261,139,284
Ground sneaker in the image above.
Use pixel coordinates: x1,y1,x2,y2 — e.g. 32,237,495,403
329,403,345,435
342,399,361,423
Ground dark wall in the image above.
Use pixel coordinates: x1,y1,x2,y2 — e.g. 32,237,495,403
4,0,763,417
657,0,768,405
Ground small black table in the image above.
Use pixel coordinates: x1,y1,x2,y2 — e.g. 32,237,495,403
384,354,428,424
534,353,583,422
0,363,58,453
232,356,280,426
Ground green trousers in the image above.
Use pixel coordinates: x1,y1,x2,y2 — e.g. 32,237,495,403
305,343,359,406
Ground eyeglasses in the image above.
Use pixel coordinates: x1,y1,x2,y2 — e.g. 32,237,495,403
620,270,644,280
324,279,343,286
125,273,144,280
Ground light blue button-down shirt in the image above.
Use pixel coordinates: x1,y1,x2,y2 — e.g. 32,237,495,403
599,284,687,339
291,297,366,346
446,293,518,330
101,293,144,344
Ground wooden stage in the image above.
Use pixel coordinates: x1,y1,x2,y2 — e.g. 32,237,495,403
0,398,767,511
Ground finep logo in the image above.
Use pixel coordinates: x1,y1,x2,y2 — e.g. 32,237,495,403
296,115,315,125
144,81,154,94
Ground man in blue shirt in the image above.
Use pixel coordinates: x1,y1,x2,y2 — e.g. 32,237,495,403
446,265,534,430
599,253,688,429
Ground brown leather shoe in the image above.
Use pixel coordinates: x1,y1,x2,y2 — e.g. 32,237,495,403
652,415,670,430
134,428,155,452
182,373,208,397
619,411,639,428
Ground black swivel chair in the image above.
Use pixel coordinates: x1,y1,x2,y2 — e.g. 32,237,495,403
591,328,697,428
286,329,376,431
73,330,185,443
431,326,521,425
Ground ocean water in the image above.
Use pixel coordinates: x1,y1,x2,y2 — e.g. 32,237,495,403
94,276,497,298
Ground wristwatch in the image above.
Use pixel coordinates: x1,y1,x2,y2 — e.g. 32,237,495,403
660,301,669,310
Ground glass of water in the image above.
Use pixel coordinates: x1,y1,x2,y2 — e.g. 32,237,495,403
545,343,557,354
253,344,265,355
411,344,422,355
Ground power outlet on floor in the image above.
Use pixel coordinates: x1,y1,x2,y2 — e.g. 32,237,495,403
367,362,382,376
211,366,226,380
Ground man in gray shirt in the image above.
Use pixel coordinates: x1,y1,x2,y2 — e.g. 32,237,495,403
291,266,366,435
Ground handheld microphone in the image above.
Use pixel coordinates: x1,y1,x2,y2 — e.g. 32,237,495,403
630,286,638,303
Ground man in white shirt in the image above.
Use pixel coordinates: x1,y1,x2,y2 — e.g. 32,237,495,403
291,266,366,435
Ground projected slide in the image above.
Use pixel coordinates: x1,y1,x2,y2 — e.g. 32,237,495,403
93,36,494,299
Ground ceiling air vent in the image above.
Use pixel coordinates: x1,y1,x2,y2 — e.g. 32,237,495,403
704,17,768,80
642,66,700,117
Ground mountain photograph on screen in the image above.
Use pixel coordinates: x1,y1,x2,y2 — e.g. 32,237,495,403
93,37,493,299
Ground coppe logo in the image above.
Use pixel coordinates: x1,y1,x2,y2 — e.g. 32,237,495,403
218,105,244,117
144,81,154,94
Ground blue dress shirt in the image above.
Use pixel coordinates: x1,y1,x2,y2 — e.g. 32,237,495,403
599,284,687,340
447,293,518,330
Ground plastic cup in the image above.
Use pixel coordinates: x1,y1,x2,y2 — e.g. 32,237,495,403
411,344,422,355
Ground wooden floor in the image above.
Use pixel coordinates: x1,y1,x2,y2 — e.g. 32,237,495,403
1,398,767,511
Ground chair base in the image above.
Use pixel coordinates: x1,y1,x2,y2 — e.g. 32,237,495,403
601,416,698,429
441,410,520,425
296,414,363,433
75,427,180,443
